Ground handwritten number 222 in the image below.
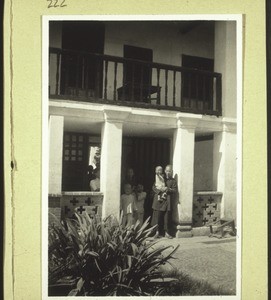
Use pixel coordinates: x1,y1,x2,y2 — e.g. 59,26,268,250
47,0,67,8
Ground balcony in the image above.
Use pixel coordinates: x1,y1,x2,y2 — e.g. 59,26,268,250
49,47,222,116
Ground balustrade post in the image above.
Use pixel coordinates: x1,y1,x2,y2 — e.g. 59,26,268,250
113,62,118,101
55,53,60,96
104,60,108,100
75,55,80,96
173,70,176,107
123,61,126,101
216,75,222,115
85,55,89,98
156,68,160,104
140,65,143,101
64,53,70,95
131,63,135,102
165,69,168,106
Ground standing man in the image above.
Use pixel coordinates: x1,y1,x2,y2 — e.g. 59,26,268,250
151,165,177,238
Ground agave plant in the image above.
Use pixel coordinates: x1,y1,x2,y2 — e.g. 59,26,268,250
48,213,179,296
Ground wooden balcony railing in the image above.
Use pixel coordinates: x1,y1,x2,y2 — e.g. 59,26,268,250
49,47,222,116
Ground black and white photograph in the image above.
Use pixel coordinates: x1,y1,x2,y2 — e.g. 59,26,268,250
43,16,242,298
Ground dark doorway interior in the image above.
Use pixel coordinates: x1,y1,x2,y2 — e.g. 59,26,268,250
182,54,214,109
122,137,170,220
182,54,214,71
122,45,153,101
60,21,105,97
124,45,153,84
62,132,101,191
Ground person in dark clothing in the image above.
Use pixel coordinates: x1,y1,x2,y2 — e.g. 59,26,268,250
122,167,137,193
151,165,177,239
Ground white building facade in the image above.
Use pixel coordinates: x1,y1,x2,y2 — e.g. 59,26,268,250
48,20,237,237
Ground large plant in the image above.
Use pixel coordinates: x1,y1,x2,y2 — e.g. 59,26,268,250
48,213,179,296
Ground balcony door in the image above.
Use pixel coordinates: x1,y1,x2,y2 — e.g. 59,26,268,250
181,54,214,110
60,21,105,98
122,45,153,101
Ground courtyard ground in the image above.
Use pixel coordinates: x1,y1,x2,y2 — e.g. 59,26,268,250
154,235,237,294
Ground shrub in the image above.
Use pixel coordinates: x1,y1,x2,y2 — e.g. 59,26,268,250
48,213,179,296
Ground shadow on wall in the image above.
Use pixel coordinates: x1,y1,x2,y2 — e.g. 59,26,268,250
170,173,180,235
213,150,222,191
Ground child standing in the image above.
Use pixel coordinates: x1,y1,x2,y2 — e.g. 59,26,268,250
121,183,137,227
135,184,147,226
155,166,167,202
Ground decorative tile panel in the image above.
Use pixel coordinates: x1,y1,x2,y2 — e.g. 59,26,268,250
192,192,222,227
49,196,61,208
48,193,103,223
60,193,103,220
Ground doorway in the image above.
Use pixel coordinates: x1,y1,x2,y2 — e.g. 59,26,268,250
122,137,171,220
182,54,214,109
60,21,105,97
122,45,153,101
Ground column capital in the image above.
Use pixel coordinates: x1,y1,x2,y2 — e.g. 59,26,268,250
176,113,200,129
103,107,131,123
222,118,237,133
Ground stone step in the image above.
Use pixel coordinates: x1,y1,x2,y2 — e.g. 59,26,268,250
176,231,193,238
176,225,192,231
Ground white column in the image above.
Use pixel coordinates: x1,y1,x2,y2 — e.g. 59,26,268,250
100,108,131,218
49,115,64,194
213,123,237,221
214,21,237,118
173,117,197,228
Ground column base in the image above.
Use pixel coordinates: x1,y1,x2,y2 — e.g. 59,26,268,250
176,224,193,238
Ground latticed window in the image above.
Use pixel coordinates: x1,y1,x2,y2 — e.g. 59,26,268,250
63,133,84,161
62,132,101,191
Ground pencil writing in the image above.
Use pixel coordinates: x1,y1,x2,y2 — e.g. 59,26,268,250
47,0,67,8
